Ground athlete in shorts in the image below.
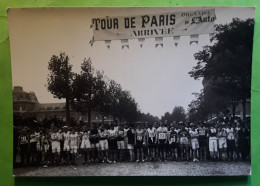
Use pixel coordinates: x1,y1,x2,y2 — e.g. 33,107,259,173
217,126,227,161
117,125,126,161
169,127,178,161
166,125,172,158
142,124,149,161
226,124,235,161
18,129,30,166
41,130,50,167
147,124,157,161
123,124,129,161
35,130,42,165
179,126,190,161
29,129,39,165
81,128,91,164
50,127,62,165
108,125,118,163
69,129,78,165
135,124,145,162
198,123,208,161
98,126,109,163
62,126,70,164
127,125,135,162
189,126,199,162
208,125,218,161
89,125,100,162
157,122,168,161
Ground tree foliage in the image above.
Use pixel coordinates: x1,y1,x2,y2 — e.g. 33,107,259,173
47,52,74,123
188,18,254,120
161,106,186,123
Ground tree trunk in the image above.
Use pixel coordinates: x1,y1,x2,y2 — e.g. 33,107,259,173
242,99,246,121
65,97,70,125
88,107,91,128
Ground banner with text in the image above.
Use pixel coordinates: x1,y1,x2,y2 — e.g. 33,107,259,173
92,9,216,41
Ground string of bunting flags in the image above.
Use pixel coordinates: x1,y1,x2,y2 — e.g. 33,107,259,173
88,8,216,49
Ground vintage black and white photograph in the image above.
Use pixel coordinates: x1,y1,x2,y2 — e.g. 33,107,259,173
8,7,254,176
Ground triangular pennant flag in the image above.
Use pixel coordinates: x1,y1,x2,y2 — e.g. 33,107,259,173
190,34,199,45
155,37,163,48
89,36,95,47
121,39,129,49
173,36,180,47
105,40,111,49
138,38,145,48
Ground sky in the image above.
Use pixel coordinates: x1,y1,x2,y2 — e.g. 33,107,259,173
8,7,255,118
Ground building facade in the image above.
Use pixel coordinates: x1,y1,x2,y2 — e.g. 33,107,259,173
13,86,113,123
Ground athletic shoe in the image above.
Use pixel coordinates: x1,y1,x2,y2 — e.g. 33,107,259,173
136,159,140,163
113,160,116,163
43,165,48,168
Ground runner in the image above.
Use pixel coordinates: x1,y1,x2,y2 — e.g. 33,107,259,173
217,126,227,161
169,126,178,161
157,122,168,161
208,125,218,161
69,128,78,165
179,126,190,161
81,127,91,164
98,125,109,163
89,125,100,163
127,125,135,162
147,124,157,161
18,128,30,166
226,124,235,161
107,124,118,163
198,123,208,161
189,125,199,162
123,124,129,161
135,124,145,162
117,125,126,162
41,129,50,168
50,127,62,165
62,126,70,164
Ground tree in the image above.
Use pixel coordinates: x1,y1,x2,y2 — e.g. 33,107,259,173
107,80,123,121
139,112,159,123
161,106,186,123
71,58,97,126
47,52,74,124
171,106,186,122
189,18,254,120
161,112,171,122
188,91,208,122
94,70,111,124
117,90,139,122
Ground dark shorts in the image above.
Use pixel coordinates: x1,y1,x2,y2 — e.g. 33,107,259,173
158,143,167,151
135,140,143,149
108,139,118,151
227,140,235,152
148,144,157,149
180,144,189,149
30,142,37,153
170,142,178,149
199,137,207,148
